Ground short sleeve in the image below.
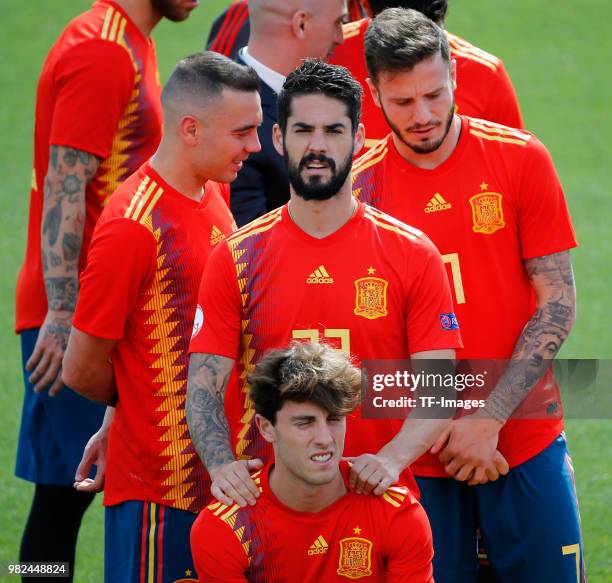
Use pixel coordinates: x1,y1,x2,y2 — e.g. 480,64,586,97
191,510,248,582
384,499,434,583
189,241,242,357
50,39,135,159
74,218,156,340
517,139,577,259
405,236,463,354
487,61,524,129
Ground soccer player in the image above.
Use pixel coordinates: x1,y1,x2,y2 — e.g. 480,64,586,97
210,0,348,227
206,0,367,60
191,342,434,582
62,52,261,583
331,0,523,151
14,0,197,577
352,9,582,582
186,59,479,513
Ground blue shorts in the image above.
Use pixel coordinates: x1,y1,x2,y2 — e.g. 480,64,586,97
416,434,585,583
15,328,105,486
105,501,198,583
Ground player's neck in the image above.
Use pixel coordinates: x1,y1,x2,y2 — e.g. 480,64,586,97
114,0,162,37
150,150,205,202
287,186,357,239
269,466,347,513
393,114,461,170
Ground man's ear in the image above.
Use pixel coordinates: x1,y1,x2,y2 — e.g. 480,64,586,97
450,58,457,91
255,414,276,444
353,122,366,155
365,77,382,108
272,123,285,157
180,114,200,146
291,10,308,39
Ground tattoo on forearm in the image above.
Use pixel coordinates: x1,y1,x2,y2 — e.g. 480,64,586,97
45,277,78,312
485,251,576,420
40,311,72,350
62,233,80,261
42,145,98,307
186,354,235,471
42,200,62,246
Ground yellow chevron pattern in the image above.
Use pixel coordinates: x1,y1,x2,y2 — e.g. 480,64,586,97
364,205,420,241
228,218,280,459
97,13,141,205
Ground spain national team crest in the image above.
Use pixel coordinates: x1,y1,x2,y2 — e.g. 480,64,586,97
469,191,505,234
354,277,388,320
337,537,373,579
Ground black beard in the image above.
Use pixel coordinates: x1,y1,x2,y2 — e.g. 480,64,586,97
151,0,192,22
285,150,353,201
381,98,455,154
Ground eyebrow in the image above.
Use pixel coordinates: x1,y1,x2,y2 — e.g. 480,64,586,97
231,123,259,132
290,415,315,422
291,122,347,131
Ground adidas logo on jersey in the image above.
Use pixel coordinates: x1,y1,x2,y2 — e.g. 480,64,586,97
308,535,329,555
307,265,334,284
425,193,452,213
210,225,226,246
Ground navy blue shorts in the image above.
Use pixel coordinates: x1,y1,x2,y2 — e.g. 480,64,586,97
15,328,105,486
416,434,585,583
105,501,198,583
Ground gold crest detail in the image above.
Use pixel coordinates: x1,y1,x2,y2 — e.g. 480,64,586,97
337,537,373,579
469,192,505,234
354,277,388,320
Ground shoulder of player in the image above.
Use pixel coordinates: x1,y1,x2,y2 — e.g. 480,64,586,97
225,206,284,245
99,169,164,227
58,4,141,65
342,17,369,41
361,204,429,246
465,116,538,151
365,484,420,517
446,31,502,72
352,136,391,179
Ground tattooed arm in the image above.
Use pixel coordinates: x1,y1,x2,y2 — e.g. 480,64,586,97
436,251,576,484
26,145,99,395
186,353,263,507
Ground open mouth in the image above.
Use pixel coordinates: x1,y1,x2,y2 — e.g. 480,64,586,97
311,452,333,463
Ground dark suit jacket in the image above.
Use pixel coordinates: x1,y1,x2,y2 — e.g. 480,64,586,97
230,56,290,227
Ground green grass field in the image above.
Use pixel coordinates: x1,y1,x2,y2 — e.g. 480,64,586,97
0,1,610,580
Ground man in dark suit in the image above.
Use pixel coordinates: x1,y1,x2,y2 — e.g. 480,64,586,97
212,0,347,226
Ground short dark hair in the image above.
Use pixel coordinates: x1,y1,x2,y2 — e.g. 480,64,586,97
368,0,448,23
162,51,259,106
277,59,363,134
249,342,361,425
365,8,450,82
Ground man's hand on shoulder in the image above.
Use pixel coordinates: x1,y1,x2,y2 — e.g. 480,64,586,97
344,453,402,496
210,458,264,507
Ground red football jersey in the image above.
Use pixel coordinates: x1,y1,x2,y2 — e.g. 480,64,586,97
331,19,523,151
191,463,434,582
189,202,462,486
352,116,577,475
16,0,163,332
73,162,235,511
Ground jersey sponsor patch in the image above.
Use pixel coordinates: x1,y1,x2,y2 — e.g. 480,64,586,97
440,312,459,330
308,535,329,556
210,225,226,246
307,265,334,284
192,304,204,338
425,193,452,213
